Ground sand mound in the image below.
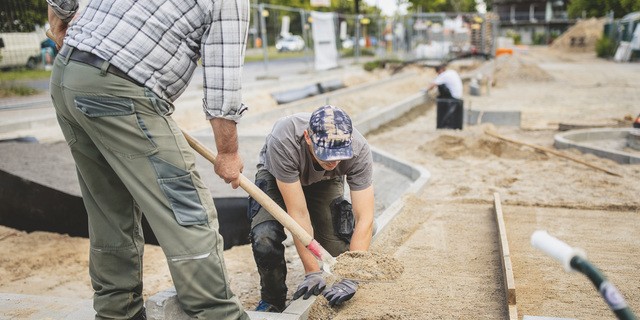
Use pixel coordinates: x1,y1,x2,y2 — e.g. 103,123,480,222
551,17,606,52
492,54,554,85
418,133,550,161
307,296,337,320
330,251,404,281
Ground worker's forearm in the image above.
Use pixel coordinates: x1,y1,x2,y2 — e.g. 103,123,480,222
209,117,243,188
293,237,321,273
276,179,320,273
349,223,373,251
349,186,374,251
210,117,239,155
289,209,320,273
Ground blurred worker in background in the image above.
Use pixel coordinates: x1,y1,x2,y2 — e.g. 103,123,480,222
248,105,375,312
40,37,58,70
427,64,463,100
46,0,250,318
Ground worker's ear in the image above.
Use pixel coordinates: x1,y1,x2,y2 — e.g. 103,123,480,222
303,130,312,146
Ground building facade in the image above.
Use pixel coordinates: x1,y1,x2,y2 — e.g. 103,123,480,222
492,0,576,44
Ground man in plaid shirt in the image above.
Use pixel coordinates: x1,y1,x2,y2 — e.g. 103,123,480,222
47,0,250,318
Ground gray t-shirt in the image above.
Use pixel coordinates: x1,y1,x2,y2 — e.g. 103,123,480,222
257,113,373,191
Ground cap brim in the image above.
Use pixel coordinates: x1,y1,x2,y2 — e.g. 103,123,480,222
313,143,353,162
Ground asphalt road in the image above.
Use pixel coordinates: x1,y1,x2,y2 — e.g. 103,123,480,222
9,55,345,95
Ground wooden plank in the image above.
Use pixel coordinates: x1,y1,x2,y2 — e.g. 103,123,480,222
494,193,518,311
484,130,622,177
509,305,518,320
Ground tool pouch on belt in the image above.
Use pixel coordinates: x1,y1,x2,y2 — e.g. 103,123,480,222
330,196,355,243
247,178,268,221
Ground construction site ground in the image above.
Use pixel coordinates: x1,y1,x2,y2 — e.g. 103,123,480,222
1,45,640,319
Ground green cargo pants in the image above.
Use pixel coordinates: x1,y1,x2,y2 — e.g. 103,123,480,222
49,49,248,320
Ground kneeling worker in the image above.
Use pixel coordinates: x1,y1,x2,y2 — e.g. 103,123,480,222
248,105,374,312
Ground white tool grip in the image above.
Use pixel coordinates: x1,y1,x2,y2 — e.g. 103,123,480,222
531,230,586,273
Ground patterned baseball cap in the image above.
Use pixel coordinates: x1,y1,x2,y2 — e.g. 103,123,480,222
308,105,354,161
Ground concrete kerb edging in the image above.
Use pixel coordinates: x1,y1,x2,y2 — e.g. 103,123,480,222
554,128,640,164
369,147,431,243
0,112,58,135
465,110,521,127
352,91,428,135
239,71,418,127
146,91,432,320
0,293,94,319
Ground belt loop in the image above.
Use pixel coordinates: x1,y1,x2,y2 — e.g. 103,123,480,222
100,61,109,77
64,46,73,65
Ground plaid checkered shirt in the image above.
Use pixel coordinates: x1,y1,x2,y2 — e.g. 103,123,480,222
50,0,250,121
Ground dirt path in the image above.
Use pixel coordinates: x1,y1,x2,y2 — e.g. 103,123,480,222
1,47,640,319
351,47,640,319
506,205,640,319
328,199,509,319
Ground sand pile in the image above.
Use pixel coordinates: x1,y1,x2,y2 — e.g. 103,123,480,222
551,17,606,52
420,133,550,161
492,54,554,86
330,251,404,281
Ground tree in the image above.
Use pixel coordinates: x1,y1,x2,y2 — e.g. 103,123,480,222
567,0,640,19
407,0,479,13
258,0,379,16
0,0,49,32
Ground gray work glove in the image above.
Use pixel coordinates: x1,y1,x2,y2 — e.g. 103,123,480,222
322,279,358,306
293,271,326,300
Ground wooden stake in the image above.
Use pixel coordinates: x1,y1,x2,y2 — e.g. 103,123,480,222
484,130,622,177
494,193,518,319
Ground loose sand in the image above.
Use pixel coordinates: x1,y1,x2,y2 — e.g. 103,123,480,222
330,251,404,281
1,45,640,320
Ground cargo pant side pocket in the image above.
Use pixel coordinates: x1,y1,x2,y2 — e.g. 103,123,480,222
330,196,355,244
150,155,208,226
247,178,268,221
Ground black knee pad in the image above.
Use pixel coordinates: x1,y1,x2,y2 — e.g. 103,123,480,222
250,221,287,268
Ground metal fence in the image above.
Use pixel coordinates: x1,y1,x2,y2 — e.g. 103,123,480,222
0,0,50,70
602,12,640,61
249,4,499,66
380,12,500,61
0,29,50,70
0,2,499,71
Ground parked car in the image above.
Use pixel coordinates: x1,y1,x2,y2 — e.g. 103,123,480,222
341,37,364,49
341,37,377,49
275,35,305,52
0,32,42,70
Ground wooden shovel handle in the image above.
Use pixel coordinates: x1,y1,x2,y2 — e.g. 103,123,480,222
46,29,62,48
181,129,335,263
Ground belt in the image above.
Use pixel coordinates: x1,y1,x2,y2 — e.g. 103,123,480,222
59,45,141,86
